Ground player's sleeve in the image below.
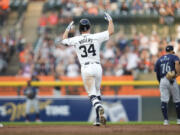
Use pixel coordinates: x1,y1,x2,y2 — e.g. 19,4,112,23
94,31,109,43
173,55,180,62
61,37,75,46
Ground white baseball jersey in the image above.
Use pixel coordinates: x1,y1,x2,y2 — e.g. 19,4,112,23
61,31,109,96
61,31,109,65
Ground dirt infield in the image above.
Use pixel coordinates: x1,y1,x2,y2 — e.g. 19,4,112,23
0,125,180,135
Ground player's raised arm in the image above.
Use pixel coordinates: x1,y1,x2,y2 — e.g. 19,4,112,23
62,21,74,40
104,12,114,36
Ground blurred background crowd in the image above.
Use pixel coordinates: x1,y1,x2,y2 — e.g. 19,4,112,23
1,0,180,79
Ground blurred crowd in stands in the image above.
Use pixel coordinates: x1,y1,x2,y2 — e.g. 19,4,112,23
0,0,28,75
17,26,180,78
2,0,180,78
0,32,16,74
0,0,9,27
16,0,180,78
0,0,28,27
43,0,180,24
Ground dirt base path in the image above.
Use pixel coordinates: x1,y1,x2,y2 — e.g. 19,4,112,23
0,125,180,135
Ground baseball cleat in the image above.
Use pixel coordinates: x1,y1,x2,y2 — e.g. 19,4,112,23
177,119,180,125
93,121,101,126
163,120,169,125
98,107,106,125
0,123,3,128
36,119,42,123
25,120,30,123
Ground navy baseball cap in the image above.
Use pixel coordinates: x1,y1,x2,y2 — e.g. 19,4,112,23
166,45,174,52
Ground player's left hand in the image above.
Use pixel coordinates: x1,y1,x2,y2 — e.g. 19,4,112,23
66,21,74,32
104,12,112,21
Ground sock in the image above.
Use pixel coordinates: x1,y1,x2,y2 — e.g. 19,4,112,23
36,113,40,120
97,96,101,101
161,102,168,120
26,114,29,121
175,102,180,119
90,95,102,121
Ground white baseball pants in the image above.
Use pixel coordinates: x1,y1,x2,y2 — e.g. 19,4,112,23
81,62,102,96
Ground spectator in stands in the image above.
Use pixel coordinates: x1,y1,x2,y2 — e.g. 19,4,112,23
37,62,49,75
159,2,167,24
38,14,48,34
55,60,65,76
139,49,150,73
144,0,154,15
17,36,26,52
120,46,140,75
21,62,34,78
116,34,128,51
48,11,58,32
110,1,119,15
149,31,159,56
98,0,106,15
66,58,79,77
176,40,180,58
0,55,7,73
72,1,83,16
164,0,175,25
139,33,149,51
120,2,129,15
87,2,99,16
0,0,9,26
132,0,144,15
0,33,17,74
175,1,180,15
18,43,34,77
131,33,140,51
103,40,116,60
12,0,180,77
103,58,116,76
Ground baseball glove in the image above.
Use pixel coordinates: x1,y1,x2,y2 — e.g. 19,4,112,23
166,71,176,80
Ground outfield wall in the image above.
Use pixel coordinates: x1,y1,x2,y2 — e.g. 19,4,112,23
0,96,141,122
142,97,178,121
0,96,178,122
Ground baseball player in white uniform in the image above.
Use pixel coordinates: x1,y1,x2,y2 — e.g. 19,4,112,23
59,12,114,126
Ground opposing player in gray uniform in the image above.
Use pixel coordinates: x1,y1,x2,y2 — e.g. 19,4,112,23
154,45,180,125
59,12,114,126
24,75,41,122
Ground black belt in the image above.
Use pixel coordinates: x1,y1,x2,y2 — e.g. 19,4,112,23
84,62,100,65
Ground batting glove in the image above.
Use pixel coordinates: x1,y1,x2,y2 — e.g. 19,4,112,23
104,12,112,21
66,21,74,32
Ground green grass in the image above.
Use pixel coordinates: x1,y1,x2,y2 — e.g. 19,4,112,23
1,121,177,126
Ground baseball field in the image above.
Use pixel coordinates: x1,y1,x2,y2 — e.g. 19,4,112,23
0,122,180,135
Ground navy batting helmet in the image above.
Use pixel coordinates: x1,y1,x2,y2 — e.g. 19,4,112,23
79,19,91,33
166,45,174,53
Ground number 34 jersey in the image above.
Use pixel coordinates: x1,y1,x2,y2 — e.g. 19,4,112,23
154,54,179,79
62,31,109,65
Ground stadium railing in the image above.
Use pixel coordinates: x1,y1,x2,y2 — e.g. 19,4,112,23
0,76,164,97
